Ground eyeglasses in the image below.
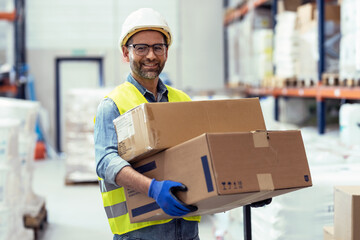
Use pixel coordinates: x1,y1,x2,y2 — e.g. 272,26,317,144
127,43,168,56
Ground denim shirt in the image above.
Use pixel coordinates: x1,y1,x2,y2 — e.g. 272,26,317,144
94,74,169,186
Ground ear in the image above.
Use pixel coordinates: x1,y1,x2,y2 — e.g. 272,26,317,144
164,48,169,59
122,46,130,62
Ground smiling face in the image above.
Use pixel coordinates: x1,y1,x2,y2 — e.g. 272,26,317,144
122,30,168,83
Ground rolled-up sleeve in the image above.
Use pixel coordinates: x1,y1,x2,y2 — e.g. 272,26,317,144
94,98,130,186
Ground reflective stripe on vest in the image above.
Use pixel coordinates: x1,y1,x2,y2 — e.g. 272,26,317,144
99,81,200,235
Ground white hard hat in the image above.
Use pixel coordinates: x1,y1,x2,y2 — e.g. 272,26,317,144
119,8,172,50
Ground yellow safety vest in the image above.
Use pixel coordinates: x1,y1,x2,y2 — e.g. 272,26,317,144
98,81,201,235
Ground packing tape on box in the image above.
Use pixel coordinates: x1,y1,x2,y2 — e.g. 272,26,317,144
257,173,274,191
252,131,269,148
144,104,155,121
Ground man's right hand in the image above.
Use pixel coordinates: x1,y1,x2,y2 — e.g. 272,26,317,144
148,179,198,216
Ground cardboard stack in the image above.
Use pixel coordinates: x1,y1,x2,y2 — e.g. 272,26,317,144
113,98,312,223
324,186,360,240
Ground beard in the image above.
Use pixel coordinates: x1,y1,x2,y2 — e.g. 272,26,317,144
130,60,165,80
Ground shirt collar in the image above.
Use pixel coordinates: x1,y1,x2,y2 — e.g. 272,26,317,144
126,74,168,97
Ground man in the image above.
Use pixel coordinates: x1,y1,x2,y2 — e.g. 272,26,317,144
94,8,200,240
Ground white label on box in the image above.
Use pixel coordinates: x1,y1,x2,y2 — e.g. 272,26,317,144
115,113,135,142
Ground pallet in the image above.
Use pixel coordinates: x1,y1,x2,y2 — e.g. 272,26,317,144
283,77,297,87
295,78,316,87
23,203,47,240
323,73,360,87
64,171,99,186
322,73,339,86
65,178,98,186
339,78,360,87
282,77,316,88
269,77,297,88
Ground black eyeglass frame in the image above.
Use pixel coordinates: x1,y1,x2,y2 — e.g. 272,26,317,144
127,43,168,56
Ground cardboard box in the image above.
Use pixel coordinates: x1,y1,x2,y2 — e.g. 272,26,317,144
334,186,360,240
297,3,340,29
113,98,266,162
277,0,303,13
323,226,335,240
125,130,312,223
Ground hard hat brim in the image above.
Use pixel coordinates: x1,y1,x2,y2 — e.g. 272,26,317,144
120,27,172,49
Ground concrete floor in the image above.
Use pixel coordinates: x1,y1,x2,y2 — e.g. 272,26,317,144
32,158,217,240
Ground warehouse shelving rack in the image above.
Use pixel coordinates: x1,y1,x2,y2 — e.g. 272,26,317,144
0,10,15,21
224,0,360,135
0,0,26,98
224,0,360,239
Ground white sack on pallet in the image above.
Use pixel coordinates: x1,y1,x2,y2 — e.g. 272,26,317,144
253,29,273,84
340,0,357,36
339,104,360,146
228,8,272,87
296,21,340,81
65,88,112,183
0,98,44,233
0,97,39,133
0,119,20,166
227,21,242,85
274,12,298,79
339,0,360,78
339,33,357,80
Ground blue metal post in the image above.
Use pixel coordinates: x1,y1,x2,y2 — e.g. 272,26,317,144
272,0,278,29
317,0,326,134
274,97,279,121
317,100,326,134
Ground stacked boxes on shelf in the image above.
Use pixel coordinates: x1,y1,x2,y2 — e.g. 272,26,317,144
339,0,360,82
64,88,111,184
0,97,41,240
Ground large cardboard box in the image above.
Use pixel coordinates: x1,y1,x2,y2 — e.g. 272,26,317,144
113,98,266,162
334,186,360,240
323,226,335,240
125,130,312,223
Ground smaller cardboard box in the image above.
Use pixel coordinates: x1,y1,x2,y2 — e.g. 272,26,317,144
277,0,303,13
334,186,360,240
323,226,335,240
113,98,266,162
297,3,340,29
125,130,312,223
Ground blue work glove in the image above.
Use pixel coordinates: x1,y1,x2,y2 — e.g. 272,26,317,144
148,179,198,216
